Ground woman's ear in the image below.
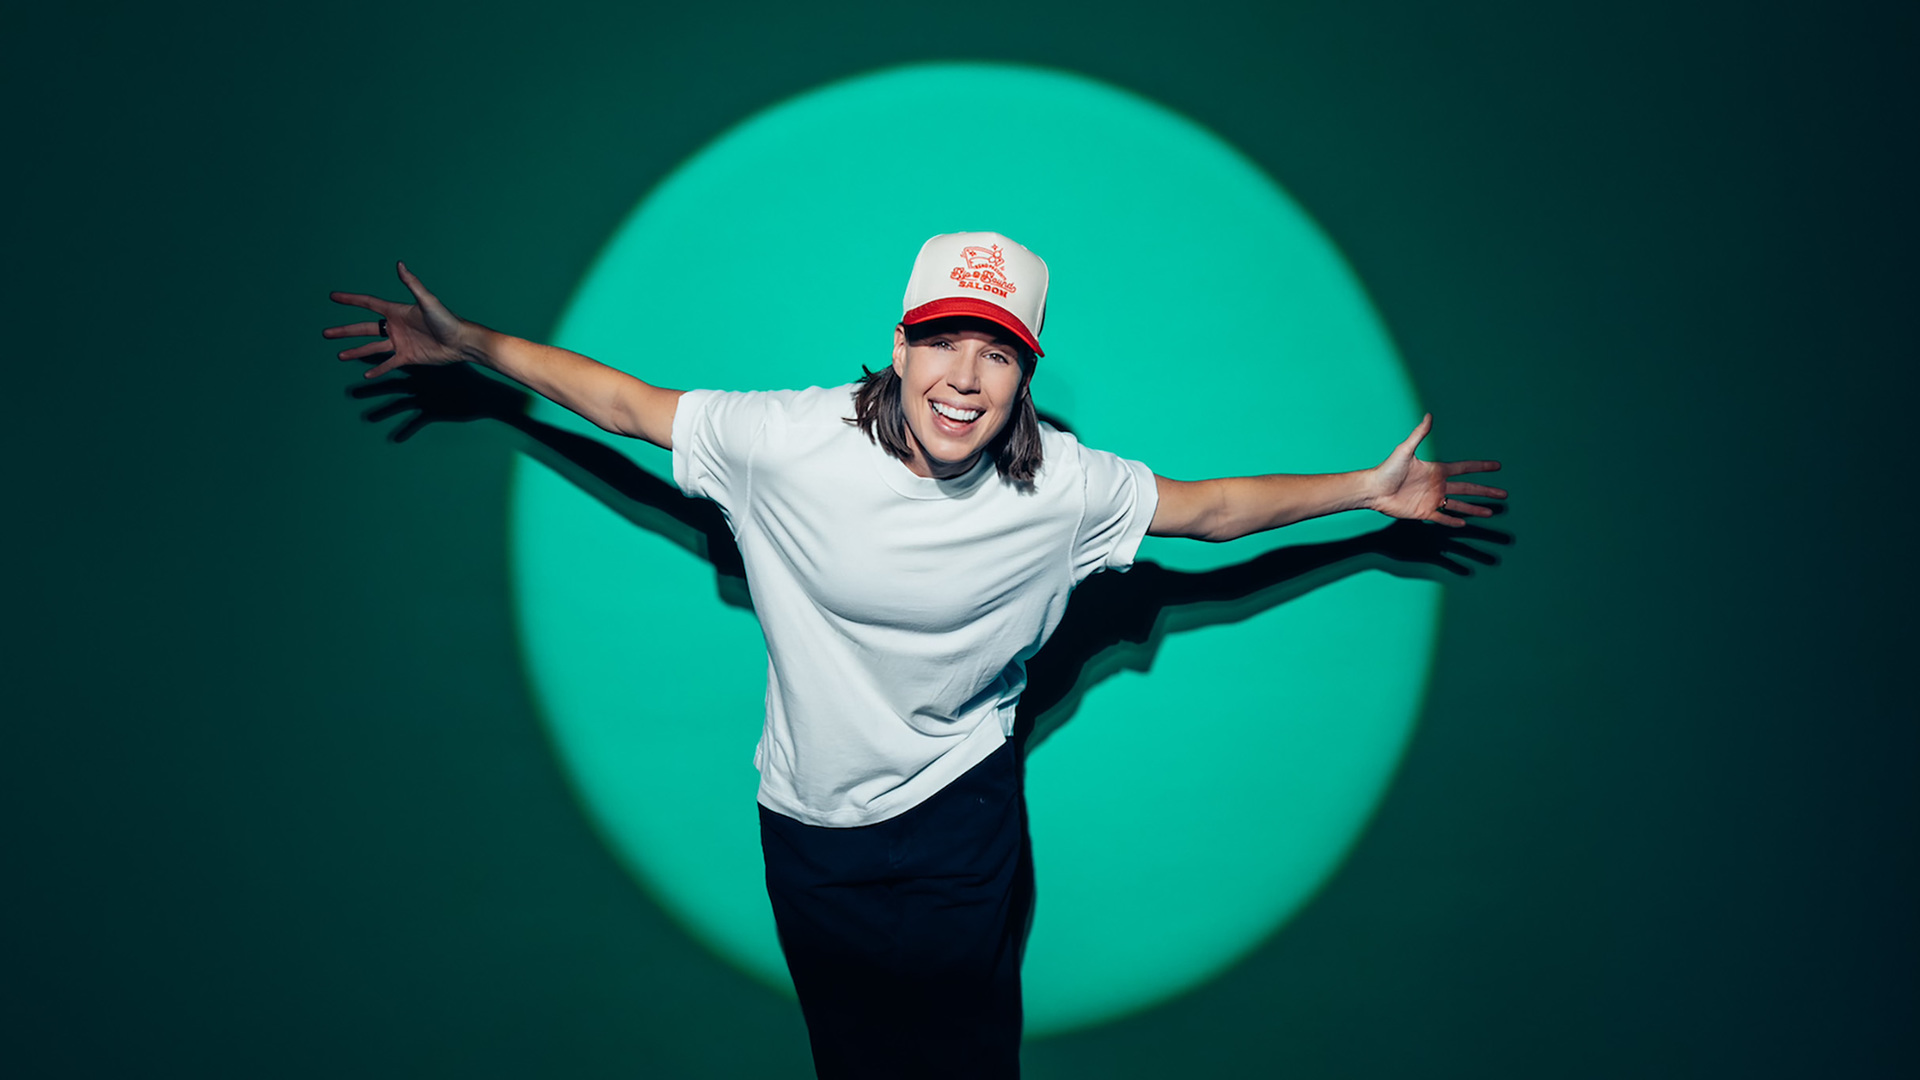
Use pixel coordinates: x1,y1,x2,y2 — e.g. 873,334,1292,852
891,324,908,377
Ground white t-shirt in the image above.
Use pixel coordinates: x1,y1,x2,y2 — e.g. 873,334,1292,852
671,383,1159,827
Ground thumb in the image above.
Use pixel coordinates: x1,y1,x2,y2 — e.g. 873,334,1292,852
395,260,444,311
1389,413,1432,459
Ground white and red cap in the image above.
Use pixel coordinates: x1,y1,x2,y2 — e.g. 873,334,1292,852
900,231,1049,357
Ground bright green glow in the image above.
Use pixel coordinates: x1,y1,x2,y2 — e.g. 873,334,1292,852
509,63,1439,1035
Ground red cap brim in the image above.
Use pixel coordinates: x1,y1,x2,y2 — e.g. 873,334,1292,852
902,297,1044,357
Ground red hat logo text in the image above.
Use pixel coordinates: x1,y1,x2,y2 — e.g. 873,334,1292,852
950,244,1019,300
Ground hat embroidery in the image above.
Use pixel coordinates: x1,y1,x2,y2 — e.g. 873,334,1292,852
949,244,1019,300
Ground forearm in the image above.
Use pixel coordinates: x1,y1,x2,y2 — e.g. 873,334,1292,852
1191,470,1379,541
463,326,662,441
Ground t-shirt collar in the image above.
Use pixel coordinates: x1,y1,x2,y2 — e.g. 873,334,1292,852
871,442,997,500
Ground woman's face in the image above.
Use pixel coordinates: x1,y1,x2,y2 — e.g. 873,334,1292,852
891,319,1029,479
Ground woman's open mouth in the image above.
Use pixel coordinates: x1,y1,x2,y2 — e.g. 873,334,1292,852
929,400,984,432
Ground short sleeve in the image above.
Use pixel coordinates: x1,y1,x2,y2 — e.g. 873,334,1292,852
671,388,777,512
1070,439,1160,584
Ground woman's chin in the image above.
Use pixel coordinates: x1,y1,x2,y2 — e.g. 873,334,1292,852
907,419,992,473
908,441,985,478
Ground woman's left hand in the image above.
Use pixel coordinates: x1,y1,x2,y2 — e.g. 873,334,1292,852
1366,414,1507,527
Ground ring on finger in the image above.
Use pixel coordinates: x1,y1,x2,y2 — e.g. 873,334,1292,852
378,317,389,338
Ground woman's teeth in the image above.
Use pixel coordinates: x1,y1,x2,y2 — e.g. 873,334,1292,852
931,402,982,422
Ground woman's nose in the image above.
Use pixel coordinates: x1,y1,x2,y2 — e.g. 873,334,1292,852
948,361,981,391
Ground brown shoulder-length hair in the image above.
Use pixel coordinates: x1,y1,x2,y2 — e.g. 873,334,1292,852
845,321,1043,485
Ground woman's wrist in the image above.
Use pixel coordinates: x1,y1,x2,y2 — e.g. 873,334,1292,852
1354,466,1387,512
456,322,505,367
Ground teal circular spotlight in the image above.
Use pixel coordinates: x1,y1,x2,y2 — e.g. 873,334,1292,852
509,62,1439,1035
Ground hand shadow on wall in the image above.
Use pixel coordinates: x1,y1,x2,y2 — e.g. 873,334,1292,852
353,364,1511,753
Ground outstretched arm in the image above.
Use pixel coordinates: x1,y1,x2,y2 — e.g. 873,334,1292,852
323,261,683,449
1147,414,1506,540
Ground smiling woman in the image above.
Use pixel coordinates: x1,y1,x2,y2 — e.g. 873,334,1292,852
322,62,1505,1068
325,221,1503,1079
853,315,1041,483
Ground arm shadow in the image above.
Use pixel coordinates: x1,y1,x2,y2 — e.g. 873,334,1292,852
1011,518,1513,755
351,363,751,609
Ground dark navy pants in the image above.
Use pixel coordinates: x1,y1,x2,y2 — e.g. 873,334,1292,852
759,741,1034,1079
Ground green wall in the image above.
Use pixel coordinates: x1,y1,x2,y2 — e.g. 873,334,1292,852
13,1,1914,1076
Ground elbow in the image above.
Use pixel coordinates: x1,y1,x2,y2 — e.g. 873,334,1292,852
1193,507,1243,543
1152,478,1245,542
600,384,657,442
589,406,634,439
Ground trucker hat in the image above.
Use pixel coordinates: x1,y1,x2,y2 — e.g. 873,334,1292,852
900,232,1048,357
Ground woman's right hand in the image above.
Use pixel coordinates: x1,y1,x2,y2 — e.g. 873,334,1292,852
324,261,490,379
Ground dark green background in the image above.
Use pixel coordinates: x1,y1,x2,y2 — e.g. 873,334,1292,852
13,1,1914,1076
